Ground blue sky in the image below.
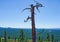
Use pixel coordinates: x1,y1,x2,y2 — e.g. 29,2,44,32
0,0,60,29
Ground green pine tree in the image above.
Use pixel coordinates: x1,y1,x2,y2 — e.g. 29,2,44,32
38,36,41,42
19,29,25,42
0,37,1,42
15,37,16,42
51,34,54,42
46,33,50,41
4,31,7,42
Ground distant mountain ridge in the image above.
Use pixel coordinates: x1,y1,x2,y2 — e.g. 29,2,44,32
0,27,60,40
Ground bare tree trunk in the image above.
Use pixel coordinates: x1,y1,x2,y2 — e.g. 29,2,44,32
31,14,36,42
31,5,36,42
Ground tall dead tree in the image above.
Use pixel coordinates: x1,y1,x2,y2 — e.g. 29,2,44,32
22,0,44,42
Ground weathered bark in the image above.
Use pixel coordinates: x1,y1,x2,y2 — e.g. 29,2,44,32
31,4,36,42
